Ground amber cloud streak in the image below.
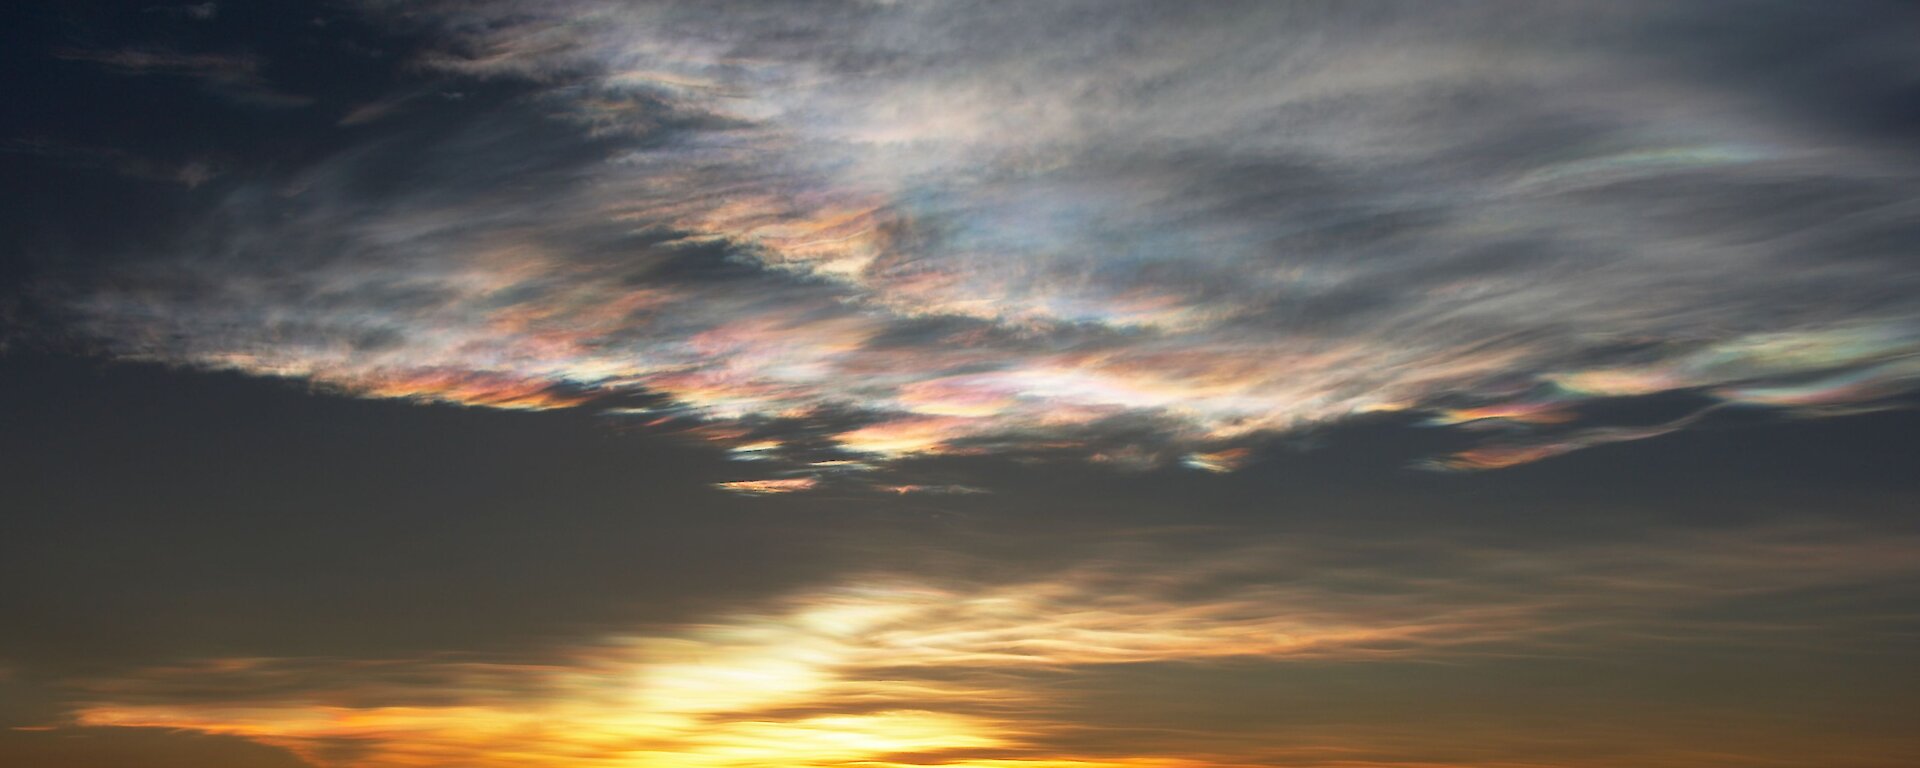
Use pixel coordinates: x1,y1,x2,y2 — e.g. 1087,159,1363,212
60,574,1394,768
46,523,1920,768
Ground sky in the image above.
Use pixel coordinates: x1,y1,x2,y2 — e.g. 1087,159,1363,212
3,1,1920,767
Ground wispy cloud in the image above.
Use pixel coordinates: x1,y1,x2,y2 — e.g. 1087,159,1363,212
55,1,1920,488
56,47,311,107
44,522,1920,767
3,138,224,188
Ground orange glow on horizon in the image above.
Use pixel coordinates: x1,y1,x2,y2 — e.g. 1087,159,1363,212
51,566,1551,768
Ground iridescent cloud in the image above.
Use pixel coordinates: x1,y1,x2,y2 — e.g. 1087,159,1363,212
58,1,1920,488
715,477,818,495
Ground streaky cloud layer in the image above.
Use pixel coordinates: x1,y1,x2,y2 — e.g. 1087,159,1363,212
60,1,1920,488
48,522,1920,768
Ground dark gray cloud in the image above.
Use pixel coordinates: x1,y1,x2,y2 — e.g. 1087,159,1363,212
55,47,313,107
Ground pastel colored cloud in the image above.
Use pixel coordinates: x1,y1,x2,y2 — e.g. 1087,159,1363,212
56,1,1920,489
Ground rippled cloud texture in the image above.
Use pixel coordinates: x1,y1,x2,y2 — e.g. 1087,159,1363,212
51,1,1920,493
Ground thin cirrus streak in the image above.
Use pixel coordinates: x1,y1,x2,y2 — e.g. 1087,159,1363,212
45,523,1920,768
61,1,1920,492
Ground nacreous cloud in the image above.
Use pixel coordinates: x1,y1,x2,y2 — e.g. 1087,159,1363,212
66,1,1920,489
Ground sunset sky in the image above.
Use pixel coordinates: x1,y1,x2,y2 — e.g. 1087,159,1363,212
5,2,1920,767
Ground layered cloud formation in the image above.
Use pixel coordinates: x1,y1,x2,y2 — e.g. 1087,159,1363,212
47,520,1920,768
61,1,1920,491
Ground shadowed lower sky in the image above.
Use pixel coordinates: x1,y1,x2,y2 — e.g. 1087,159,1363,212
4,2,1920,767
